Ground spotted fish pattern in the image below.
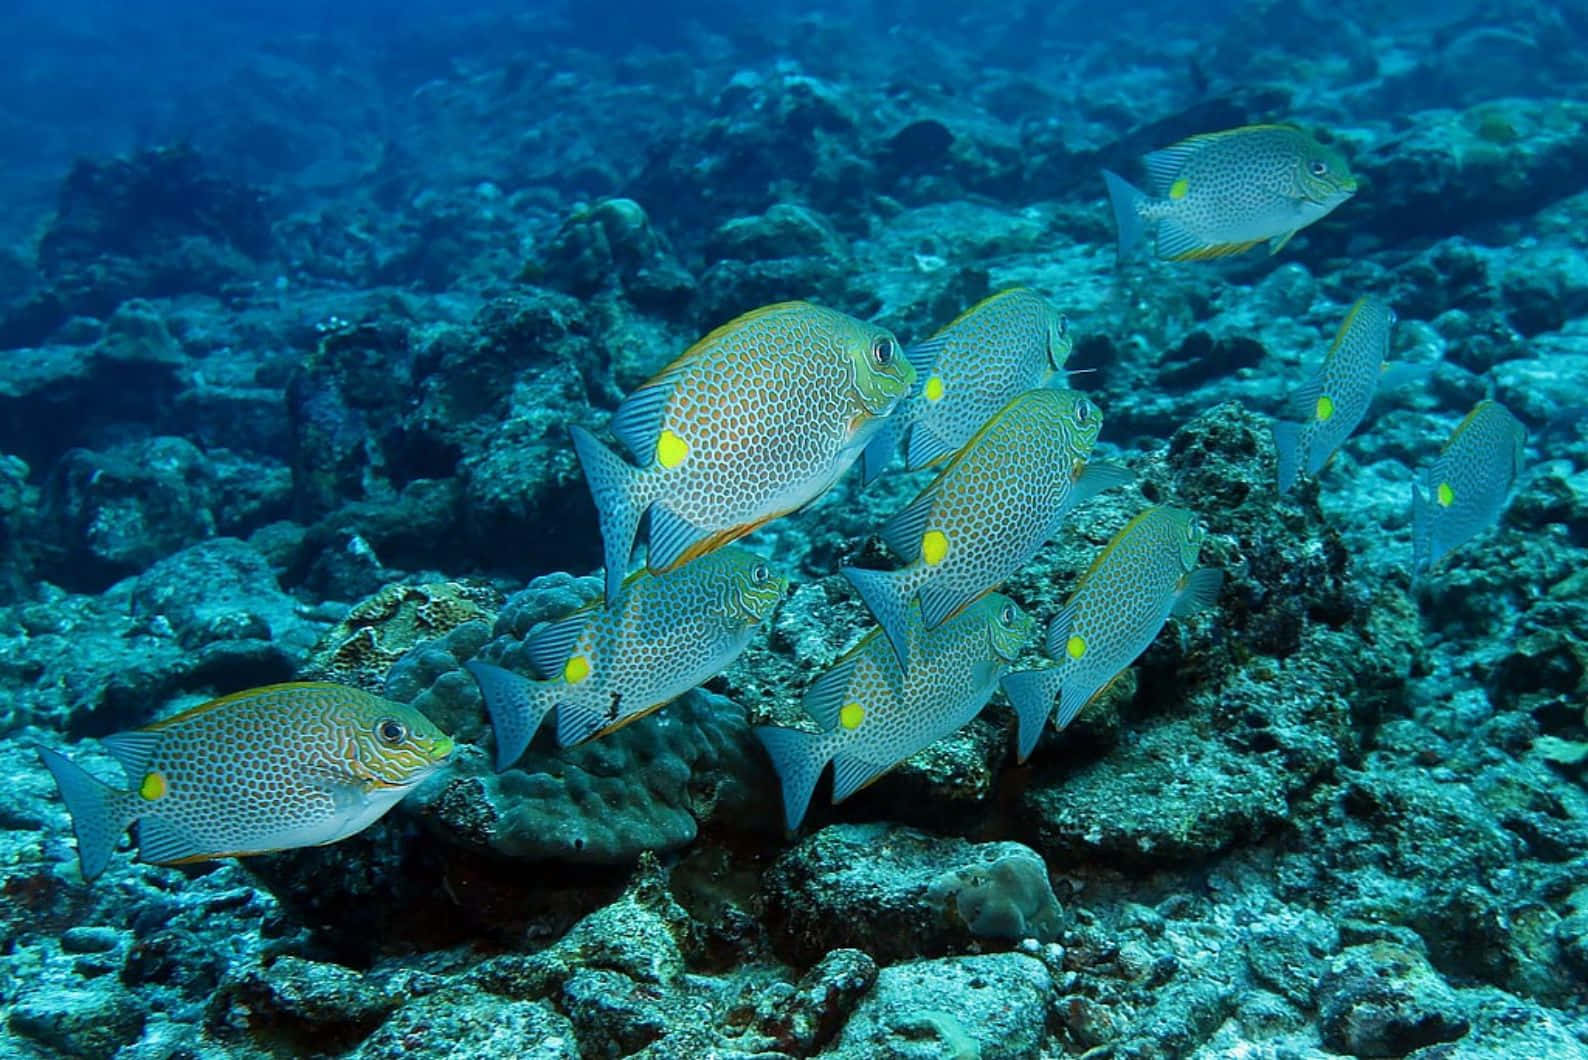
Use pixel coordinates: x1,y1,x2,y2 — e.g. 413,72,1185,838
755,593,1033,830
1001,506,1222,762
1272,297,1398,492
572,301,916,602
861,288,1073,480
467,547,787,767
36,683,454,881
1103,124,1357,261
844,389,1130,668
1412,400,1527,574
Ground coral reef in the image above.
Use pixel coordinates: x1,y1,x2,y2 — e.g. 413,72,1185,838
2,1,1587,1056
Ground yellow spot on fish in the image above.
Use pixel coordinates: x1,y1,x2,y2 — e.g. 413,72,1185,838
1315,395,1335,422
1436,482,1455,508
655,429,689,469
924,375,945,402
138,772,167,802
563,655,591,684
839,702,865,730
1169,177,1190,200
921,530,949,566
1065,634,1087,660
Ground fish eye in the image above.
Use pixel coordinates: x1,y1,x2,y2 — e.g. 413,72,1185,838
1000,604,1016,626
1057,315,1069,339
1075,400,1092,424
375,718,408,745
1308,159,1328,177
871,336,895,366
752,563,769,582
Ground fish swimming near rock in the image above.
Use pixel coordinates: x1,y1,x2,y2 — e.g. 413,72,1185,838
1412,399,1527,574
467,547,787,768
1272,297,1400,492
860,288,1073,481
1001,506,1222,762
844,389,1130,668
755,593,1034,830
572,301,916,602
36,683,454,881
1102,123,1357,262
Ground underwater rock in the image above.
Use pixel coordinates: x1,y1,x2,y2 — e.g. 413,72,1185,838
754,948,877,1055
1350,100,1588,248
208,954,396,1054
32,144,272,323
457,854,696,1054
1315,942,1469,1056
8,983,148,1060
0,453,34,601
762,823,1061,965
1498,245,1588,337
631,68,871,237
356,987,578,1060
129,537,307,655
39,436,220,592
537,197,695,316
828,952,1051,1059
0,301,191,473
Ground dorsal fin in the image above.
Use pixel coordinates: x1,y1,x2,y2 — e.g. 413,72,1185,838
100,731,160,786
879,486,939,563
801,638,873,732
524,609,596,677
139,683,351,732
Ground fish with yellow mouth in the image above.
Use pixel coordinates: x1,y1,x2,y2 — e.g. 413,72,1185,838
37,683,454,881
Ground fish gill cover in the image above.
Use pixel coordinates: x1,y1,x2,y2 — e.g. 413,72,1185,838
1,0,1587,1057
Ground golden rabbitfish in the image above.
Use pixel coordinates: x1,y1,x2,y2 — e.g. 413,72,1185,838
860,288,1073,481
1001,506,1222,762
1102,123,1357,261
466,547,786,768
1272,297,1398,492
844,388,1130,668
1412,400,1527,575
572,301,915,602
36,683,454,881
755,593,1033,830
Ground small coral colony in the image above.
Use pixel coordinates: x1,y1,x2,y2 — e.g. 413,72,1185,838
40,123,1529,878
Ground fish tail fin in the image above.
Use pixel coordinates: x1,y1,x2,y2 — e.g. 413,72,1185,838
860,418,901,485
36,745,139,881
464,660,560,771
1102,169,1150,261
841,565,918,669
570,424,653,603
1001,668,1065,764
753,726,834,831
1272,421,1304,493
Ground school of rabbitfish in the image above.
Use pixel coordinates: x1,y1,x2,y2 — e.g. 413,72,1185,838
38,122,1529,879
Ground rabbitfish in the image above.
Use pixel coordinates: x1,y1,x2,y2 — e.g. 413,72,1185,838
37,683,454,881
1001,506,1222,762
861,288,1072,480
1412,400,1527,574
467,547,786,768
1272,297,1398,492
844,389,1130,668
755,593,1033,830
572,301,915,602
1103,124,1356,261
